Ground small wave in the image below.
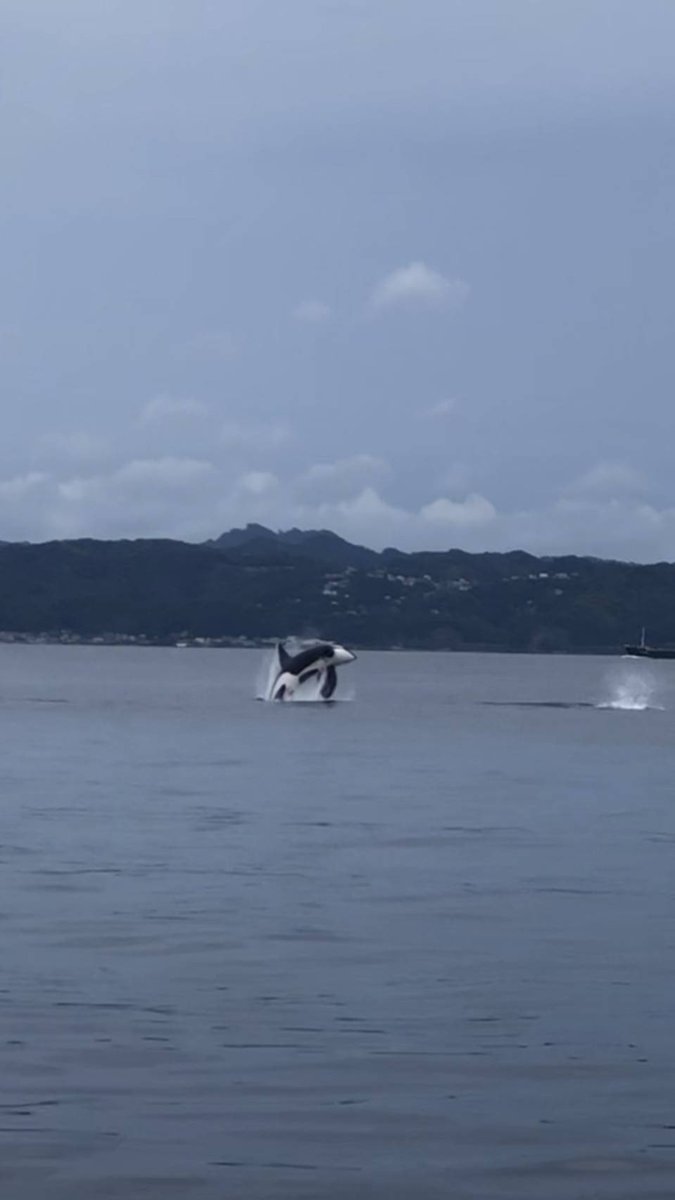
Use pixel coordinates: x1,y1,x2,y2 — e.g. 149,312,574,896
481,701,596,710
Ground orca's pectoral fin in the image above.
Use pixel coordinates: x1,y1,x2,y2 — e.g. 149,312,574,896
320,664,337,699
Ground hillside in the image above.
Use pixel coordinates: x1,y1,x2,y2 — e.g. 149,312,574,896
0,527,671,651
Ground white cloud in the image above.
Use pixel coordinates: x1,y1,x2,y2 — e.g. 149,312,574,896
58,456,215,514
298,454,389,501
286,487,495,550
138,395,209,426
420,494,497,527
238,470,278,496
0,473,52,541
293,299,331,323
57,478,93,504
53,457,220,540
0,472,49,502
220,419,291,451
523,496,675,561
4,446,675,562
423,398,456,419
566,461,645,498
114,456,215,490
369,262,469,312
296,487,412,545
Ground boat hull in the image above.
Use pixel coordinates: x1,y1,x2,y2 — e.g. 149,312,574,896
624,645,675,660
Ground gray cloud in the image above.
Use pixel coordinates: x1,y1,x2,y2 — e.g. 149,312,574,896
138,396,209,427
297,454,390,502
236,470,279,497
220,420,291,452
36,431,108,464
3,443,675,562
0,472,49,502
2,1,675,560
565,461,646,499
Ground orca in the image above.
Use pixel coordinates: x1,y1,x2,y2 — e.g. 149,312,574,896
271,640,356,701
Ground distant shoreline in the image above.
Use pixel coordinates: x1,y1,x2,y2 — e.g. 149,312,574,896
0,634,623,656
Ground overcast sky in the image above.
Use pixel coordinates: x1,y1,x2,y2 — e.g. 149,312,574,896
3,0,675,557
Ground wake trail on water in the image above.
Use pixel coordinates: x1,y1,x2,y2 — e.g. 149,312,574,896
596,662,664,711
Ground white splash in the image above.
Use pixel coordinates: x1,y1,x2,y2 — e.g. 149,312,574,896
255,647,281,701
597,662,663,711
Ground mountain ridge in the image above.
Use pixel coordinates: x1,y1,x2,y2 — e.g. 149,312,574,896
0,528,669,651
206,523,379,567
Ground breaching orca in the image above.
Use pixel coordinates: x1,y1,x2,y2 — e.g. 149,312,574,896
271,640,356,701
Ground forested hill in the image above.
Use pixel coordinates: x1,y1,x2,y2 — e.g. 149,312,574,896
0,525,672,652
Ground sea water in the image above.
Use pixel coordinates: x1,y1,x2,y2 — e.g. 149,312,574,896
1,646,675,1199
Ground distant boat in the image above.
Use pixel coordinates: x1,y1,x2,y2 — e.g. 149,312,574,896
624,628,675,660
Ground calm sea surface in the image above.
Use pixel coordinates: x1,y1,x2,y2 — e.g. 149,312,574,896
2,646,675,1199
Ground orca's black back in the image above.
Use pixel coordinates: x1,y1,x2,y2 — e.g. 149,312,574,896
286,643,332,675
